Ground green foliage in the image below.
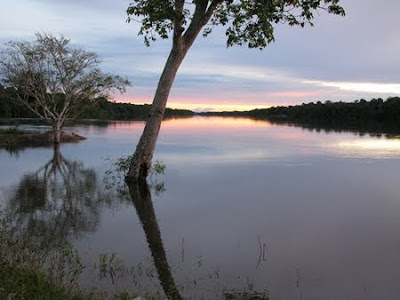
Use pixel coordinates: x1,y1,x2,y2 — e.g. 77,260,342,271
0,126,28,134
200,96,400,134
127,0,345,49
106,155,166,180
149,160,167,195
79,97,194,120
249,97,400,124
0,259,140,299
0,263,85,300
0,126,29,151
127,0,176,46
0,85,194,120
0,213,145,299
219,0,344,48
104,155,167,195
0,84,36,118
152,160,166,175
0,215,84,299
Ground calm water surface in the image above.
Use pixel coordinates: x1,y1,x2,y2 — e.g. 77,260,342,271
1,116,400,300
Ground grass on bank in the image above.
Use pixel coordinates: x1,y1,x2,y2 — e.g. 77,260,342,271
0,260,86,300
0,127,28,135
0,217,140,300
0,258,141,300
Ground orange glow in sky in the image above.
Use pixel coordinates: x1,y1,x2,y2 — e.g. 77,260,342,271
113,95,274,112
112,87,330,111
161,116,273,128
166,102,270,112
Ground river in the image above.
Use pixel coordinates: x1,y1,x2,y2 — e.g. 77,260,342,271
1,116,400,299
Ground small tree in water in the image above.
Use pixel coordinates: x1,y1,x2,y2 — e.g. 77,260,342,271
0,33,130,143
125,0,345,181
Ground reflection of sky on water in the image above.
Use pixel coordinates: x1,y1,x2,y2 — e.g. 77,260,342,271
333,138,400,158
159,158,400,299
2,117,400,299
155,117,400,167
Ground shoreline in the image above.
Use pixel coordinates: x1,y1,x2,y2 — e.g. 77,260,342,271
0,130,86,149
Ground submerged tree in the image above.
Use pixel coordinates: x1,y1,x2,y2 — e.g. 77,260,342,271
0,33,130,143
125,0,345,180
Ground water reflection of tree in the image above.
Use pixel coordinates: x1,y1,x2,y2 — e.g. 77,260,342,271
7,144,100,242
128,181,183,300
268,118,400,138
128,180,269,300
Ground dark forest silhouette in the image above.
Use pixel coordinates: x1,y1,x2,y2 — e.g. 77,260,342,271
0,83,193,120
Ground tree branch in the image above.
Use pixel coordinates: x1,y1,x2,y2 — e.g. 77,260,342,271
173,0,185,46
202,0,222,26
183,0,211,47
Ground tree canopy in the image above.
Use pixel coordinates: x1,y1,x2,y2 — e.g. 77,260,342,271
127,0,345,48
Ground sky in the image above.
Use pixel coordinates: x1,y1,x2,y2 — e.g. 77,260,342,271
1,0,400,111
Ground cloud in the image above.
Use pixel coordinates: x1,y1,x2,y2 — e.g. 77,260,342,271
304,80,400,95
1,0,400,109
179,63,294,82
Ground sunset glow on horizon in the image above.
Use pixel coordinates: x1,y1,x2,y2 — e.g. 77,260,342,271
2,0,399,111
113,79,400,112
162,101,271,112
113,96,274,112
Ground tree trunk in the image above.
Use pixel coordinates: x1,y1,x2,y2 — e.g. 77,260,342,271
53,121,62,144
126,46,187,181
53,143,62,167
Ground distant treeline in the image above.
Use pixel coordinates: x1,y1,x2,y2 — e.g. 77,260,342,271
78,98,194,120
249,97,400,122
0,84,193,120
3,81,400,135
199,97,400,134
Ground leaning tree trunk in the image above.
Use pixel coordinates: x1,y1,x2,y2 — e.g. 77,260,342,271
126,1,218,182
126,46,187,181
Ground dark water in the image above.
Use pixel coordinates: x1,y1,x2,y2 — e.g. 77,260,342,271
1,116,400,299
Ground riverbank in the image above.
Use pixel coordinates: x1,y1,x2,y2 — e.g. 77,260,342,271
0,260,87,300
0,259,144,300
